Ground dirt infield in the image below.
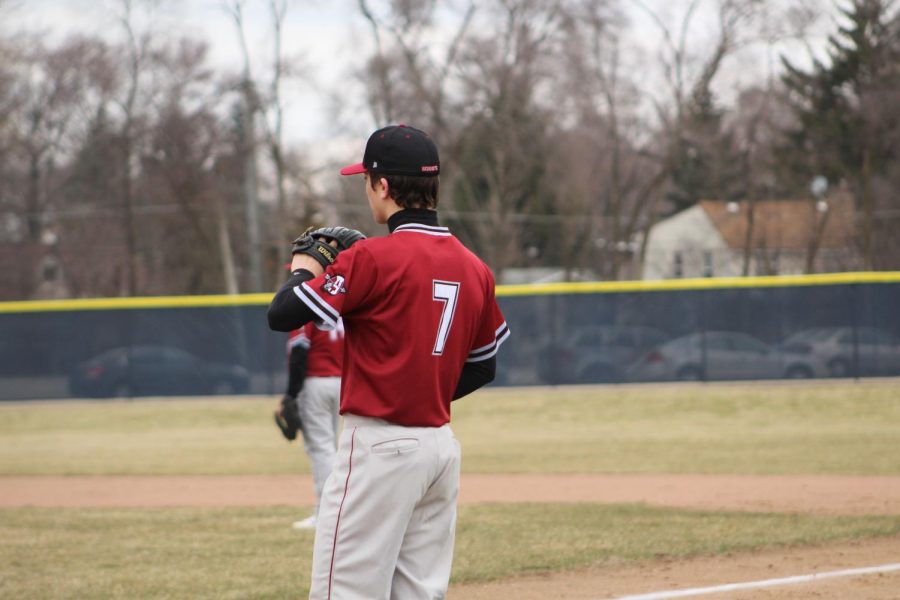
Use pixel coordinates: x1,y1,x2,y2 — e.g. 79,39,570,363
448,536,900,599
2,473,898,598
2,473,899,514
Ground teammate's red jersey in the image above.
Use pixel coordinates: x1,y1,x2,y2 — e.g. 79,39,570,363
293,222,509,426
287,320,344,377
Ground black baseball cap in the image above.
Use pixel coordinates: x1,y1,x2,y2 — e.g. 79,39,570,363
340,124,440,177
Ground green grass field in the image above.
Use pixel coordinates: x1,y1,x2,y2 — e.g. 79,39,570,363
2,505,897,599
1,380,898,598
2,380,898,476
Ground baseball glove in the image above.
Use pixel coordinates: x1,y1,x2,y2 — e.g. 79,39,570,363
291,226,366,270
274,394,302,441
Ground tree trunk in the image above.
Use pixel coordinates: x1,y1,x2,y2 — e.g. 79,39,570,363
742,200,755,276
859,150,874,270
216,193,239,295
805,199,830,274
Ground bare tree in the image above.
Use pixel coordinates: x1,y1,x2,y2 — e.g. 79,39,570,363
626,0,770,275
353,0,478,224
0,32,25,243
110,0,163,295
551,1,665,280
223,0,264,292
138,39,237,294
224,0,319,290
356,0,476,136
0,35,116,297
727,86,780,275
446,0,571,275
266,0,290,284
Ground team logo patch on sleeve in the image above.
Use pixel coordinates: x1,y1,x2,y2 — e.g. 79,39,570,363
322,273,348,296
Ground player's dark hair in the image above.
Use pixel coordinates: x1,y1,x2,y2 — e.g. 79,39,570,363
369,173,439,209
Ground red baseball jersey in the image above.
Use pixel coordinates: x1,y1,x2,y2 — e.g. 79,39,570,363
287,320,345,377
293,223,509,426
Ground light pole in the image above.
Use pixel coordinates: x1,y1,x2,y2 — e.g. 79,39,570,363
805,176,829,274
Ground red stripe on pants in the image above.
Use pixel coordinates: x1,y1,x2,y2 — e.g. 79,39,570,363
327,426,356,599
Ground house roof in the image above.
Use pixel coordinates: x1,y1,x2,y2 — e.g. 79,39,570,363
699,195,856,251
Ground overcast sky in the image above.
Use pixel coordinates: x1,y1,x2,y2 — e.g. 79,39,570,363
9,0,837,164
15,0,359,150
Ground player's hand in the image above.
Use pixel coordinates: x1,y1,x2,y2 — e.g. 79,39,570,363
290,226,366,271
292,252,325,274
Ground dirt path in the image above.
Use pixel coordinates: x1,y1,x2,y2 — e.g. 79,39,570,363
448,536,900,599
2,473,899,514
3,473,898,598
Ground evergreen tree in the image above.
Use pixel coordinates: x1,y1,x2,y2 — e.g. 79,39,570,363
779,0,900,267
665,86,744,215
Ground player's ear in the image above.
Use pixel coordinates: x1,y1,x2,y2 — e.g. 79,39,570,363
377,177,390,199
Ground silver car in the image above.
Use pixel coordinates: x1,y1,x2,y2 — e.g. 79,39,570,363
626,331,827,382
780,327,900,377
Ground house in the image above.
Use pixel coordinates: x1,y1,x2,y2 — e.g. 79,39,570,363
641,195,859,279
498,267,598,285
0,242,69,301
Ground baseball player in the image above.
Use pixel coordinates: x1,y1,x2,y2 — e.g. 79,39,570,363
273,319,345,530
267,124,509,599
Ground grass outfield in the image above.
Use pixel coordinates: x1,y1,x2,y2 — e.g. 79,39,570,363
1,505,898,599
0,380,898,598
0,380,898,475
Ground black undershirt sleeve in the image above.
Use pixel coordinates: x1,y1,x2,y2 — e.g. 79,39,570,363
453,356,496,400
285,344,308,398
267,269,319,331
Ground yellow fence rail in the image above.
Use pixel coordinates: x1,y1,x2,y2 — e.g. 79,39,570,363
1,271,899,313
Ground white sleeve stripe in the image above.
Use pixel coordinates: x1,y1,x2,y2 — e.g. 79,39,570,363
466,322,510,362
299,281,341,321
293,284,339,329
470,322,510,354
466,348,499,362
469,341,495,354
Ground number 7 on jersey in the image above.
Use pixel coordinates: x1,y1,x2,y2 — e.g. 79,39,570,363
432,280,460,355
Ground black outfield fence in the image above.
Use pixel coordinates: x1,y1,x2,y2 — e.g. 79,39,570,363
1,272,899,400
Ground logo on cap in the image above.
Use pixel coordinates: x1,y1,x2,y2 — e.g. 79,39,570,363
340,124,440,177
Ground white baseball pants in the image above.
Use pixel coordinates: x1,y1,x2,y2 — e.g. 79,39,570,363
298,376,342,506
308,414,461,600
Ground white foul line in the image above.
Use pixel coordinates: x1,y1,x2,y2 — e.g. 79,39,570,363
609,562,900,600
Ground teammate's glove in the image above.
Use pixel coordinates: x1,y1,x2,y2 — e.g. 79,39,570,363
291,226,366,270
274,394,302,441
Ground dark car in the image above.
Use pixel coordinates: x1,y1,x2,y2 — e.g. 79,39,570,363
69,345,250,398
537,325,671,384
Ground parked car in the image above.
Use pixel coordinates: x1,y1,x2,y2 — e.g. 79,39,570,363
625,331,826,382
69,345,250,398
537,325,671,384
780,327,900,377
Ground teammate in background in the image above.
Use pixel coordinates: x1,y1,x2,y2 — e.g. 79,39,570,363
267,124,509,599
273,320,345,530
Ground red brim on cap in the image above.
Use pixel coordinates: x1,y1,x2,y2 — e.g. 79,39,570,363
340,162,366,176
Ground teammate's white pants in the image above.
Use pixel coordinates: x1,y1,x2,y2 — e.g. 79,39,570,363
309,414,461,600
297,377,341,506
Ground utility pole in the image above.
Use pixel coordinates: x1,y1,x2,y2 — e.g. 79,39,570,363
241,79,263,292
